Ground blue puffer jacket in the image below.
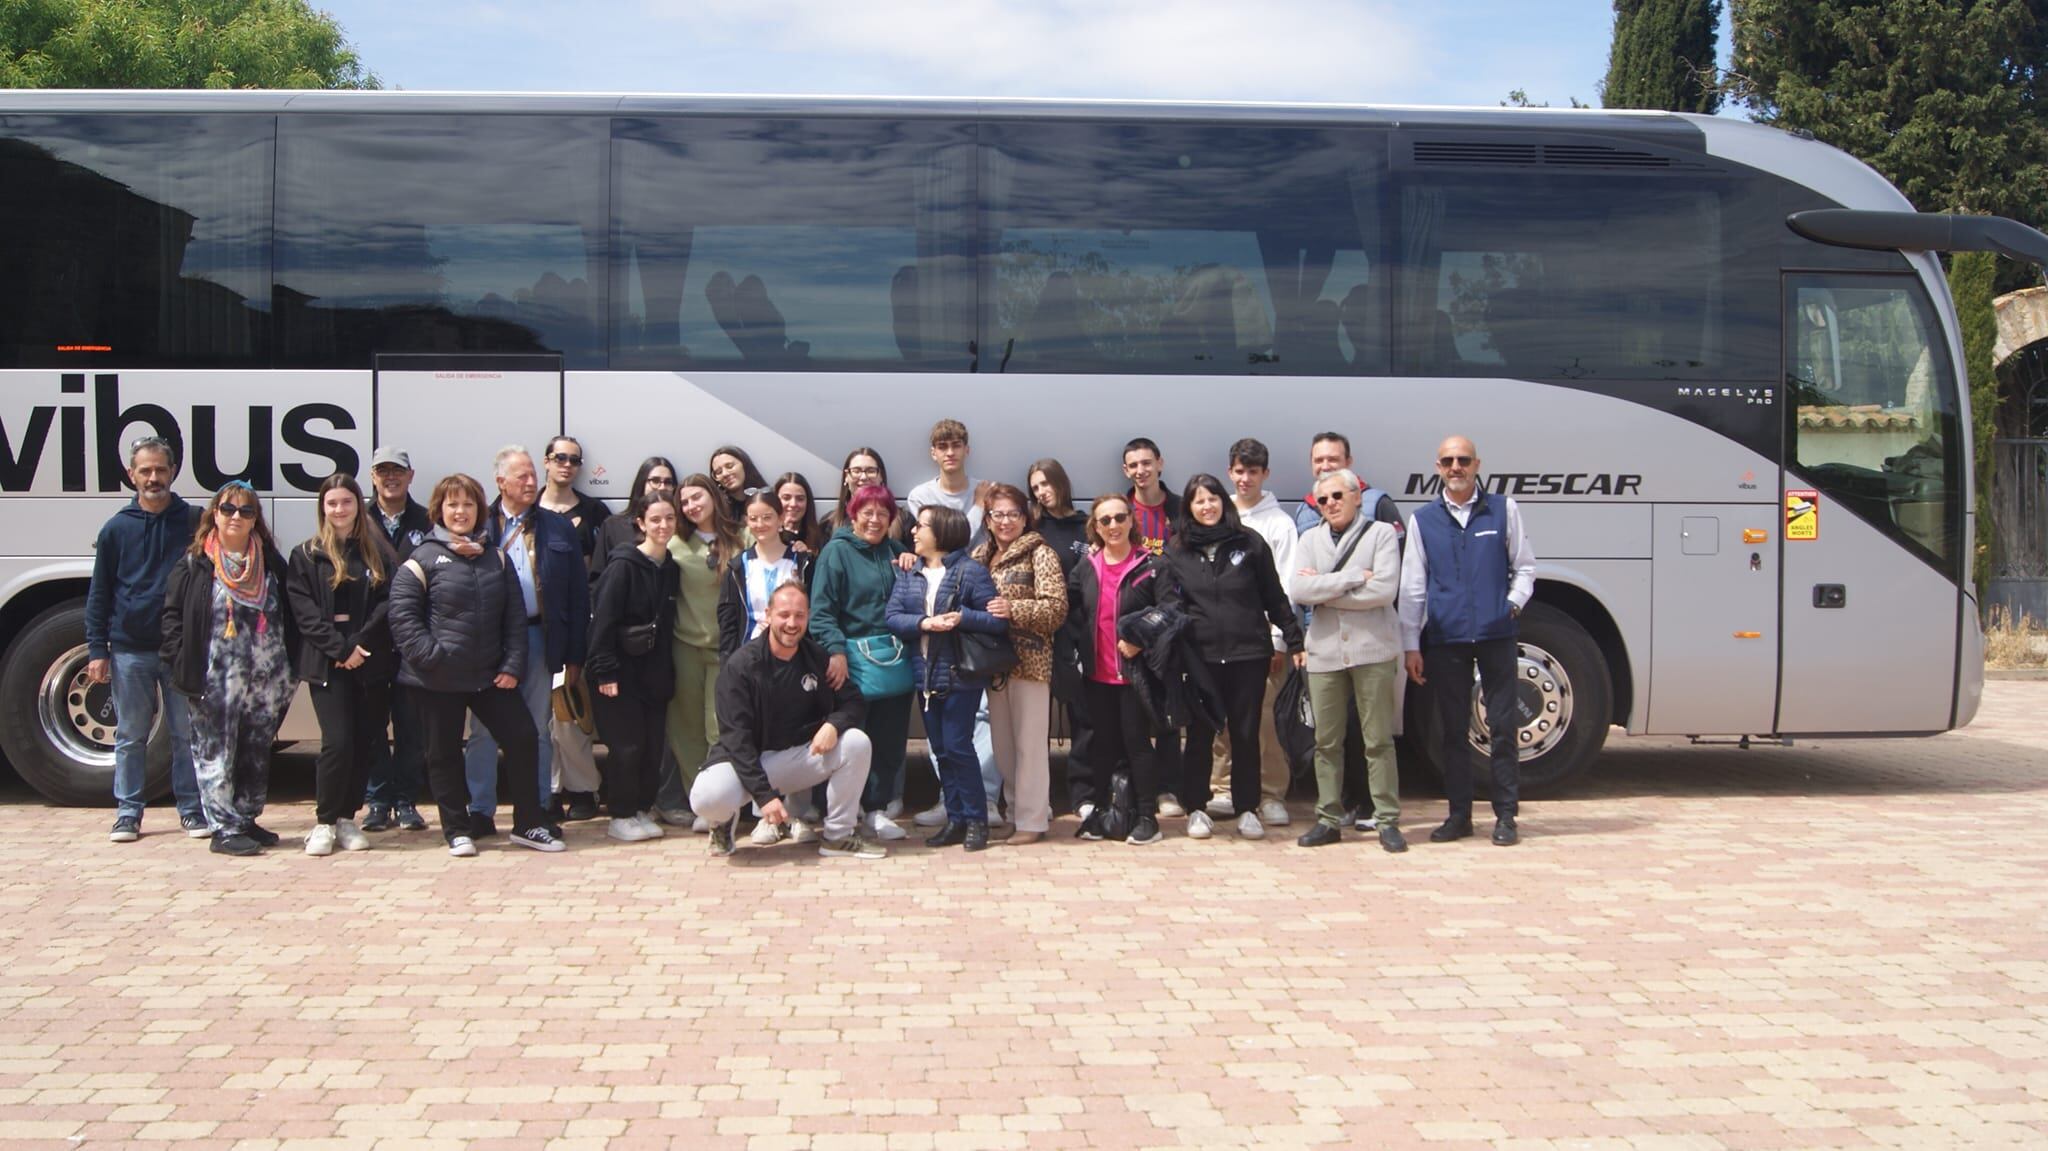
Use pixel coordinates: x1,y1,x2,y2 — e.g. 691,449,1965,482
884,550,1007,697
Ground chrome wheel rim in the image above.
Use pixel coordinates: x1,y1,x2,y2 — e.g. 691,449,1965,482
39,644,122,768
1469,640,1575,763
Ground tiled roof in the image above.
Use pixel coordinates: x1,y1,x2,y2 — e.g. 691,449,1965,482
1796,404,1922,431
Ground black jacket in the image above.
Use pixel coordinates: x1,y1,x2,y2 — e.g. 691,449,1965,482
707,632,867,805
1157,530,1304,665
1034,509,1091,575
387,531,529,694
480,500,590,673
548,489,613,560
159,545,299,698
717,543,816,658
1118,600,1225,734
373,496,434,562
586,544,679,699
285,536,398,686
1063,550,1162,684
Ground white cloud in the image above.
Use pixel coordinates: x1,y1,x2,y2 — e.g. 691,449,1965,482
642,0,1430,103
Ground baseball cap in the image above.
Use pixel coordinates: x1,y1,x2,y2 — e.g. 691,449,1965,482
371,447,411,470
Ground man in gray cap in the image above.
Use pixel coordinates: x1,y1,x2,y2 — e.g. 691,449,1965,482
362,446,433,833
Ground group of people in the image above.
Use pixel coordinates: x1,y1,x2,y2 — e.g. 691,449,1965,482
86,420,1536,861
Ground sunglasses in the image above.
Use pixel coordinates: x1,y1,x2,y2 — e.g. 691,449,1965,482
549,453,584,466
1315,491,1349,506
217,503,259,519
1438,455,1474,468
1095,512,1131,526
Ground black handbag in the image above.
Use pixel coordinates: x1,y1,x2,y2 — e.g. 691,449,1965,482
621,621,659,657
956,629,1019,682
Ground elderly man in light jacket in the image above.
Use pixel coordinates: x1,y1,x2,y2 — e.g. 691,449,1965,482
1287,468,1406,852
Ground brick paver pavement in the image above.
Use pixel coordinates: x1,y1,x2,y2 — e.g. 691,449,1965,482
3,683,2047,1151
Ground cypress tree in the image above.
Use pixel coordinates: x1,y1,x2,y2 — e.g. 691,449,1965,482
1603,0,1724,113
1949,251,2000,593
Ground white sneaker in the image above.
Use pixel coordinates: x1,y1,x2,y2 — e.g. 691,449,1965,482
884,799,904,818
912,802,948,828
653,806,692,827
1186,810,1214,840
1157,794,1185,818
1077,803,1095,822
788,820,818,844
865,810,908,841
1259,800,1292,827
1205,795,1236,818
304,824,336,857
1237,811,1266,840
1352,808,1378,831
751,819,788,847
335,820,370,852
608,817,654,842
635,813,667,838
448,836,477,857
691,815,710,834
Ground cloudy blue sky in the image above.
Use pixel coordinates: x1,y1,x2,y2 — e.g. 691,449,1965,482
323,1,1731,111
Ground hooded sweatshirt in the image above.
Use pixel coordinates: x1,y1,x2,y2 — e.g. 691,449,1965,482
1034,508,1092,575
587,543,680,699
1236,491,1300,652
85,493,200,659
808,524,908,654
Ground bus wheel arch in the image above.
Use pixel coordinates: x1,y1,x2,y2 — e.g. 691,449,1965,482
1402,595,1618,798
0,593,169,807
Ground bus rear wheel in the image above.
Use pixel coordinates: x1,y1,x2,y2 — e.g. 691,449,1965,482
1405,603,1612,798
0,601,170,807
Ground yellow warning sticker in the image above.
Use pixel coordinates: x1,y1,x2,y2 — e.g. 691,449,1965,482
1785,489,1818,541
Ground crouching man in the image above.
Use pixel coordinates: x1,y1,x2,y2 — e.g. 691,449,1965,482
691,582,886,859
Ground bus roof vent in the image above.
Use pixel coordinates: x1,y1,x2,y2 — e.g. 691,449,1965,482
1412,140,1539,166
1541,142,1672,168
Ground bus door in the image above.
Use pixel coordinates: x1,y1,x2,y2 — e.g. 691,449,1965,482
1648,504,1780,735
1777,275,1960,733
373,354,565,486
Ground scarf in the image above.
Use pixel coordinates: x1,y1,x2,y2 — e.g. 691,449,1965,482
1180,520,1245,552
205,536,268,638
433,524,486,558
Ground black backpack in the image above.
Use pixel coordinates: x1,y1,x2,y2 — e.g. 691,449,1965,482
1098,771,1135,841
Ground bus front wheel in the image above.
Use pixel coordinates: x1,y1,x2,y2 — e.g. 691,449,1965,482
0,601,170,807
1405,603,1612,798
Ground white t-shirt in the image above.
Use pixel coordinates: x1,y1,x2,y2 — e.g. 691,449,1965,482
907,476,984,534
741,551,799,640
919,565,945,661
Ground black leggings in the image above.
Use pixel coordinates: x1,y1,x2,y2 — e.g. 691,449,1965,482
416,685,543,841
308,666,391,825
1083,678,1158,816
1181,658,1269,816
592,689,664,818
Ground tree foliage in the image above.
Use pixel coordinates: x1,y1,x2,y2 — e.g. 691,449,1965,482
1731,1,2047,226
1603,0,1724,113
0,0,377,89
1950,250,2000,589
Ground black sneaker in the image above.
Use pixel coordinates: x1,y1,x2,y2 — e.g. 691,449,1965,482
1491,818,1520,847
108,815,141,843
817,833,886,859
1295,823,1341,848
1378,824,1410,853
471,814,499,839
510,826,566,853
245,823,281,847
1126,816,1163,845
1075,811,1105,841
564,792,599,822
393,800,428,831
211,832,262,856
181,812,211,838
359,804,393,832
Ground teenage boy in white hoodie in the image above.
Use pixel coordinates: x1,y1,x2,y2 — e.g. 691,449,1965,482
1203,438,1299,826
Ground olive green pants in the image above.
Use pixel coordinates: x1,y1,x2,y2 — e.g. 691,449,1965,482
1308,659,1399,829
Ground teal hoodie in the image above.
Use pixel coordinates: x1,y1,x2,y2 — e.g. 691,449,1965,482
808,524,907,655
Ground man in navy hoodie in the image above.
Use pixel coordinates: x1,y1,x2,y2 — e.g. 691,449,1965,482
87,436,205,842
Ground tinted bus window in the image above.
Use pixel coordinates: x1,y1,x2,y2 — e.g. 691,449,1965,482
613,117,975,371
982,122,1387,375
0,114,273,368
275,115,608,368
1395,167,1779,381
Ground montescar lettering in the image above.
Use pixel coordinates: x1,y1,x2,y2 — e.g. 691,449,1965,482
1405,473,1643,497
0,373,359,494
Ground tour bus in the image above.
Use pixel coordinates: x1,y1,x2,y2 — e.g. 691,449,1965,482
3,91,2042,807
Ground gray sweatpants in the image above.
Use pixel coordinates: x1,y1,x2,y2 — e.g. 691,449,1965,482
691,728,873,841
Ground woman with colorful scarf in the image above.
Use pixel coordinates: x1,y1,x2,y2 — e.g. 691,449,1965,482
160,482,299,856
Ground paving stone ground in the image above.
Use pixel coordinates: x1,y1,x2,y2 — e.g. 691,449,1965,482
3,682,2046,1151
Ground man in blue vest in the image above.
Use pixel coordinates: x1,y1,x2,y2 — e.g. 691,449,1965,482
1398,436,1536,846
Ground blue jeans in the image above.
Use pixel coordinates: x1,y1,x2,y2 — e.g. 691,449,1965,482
110,647,200,822
463,625,553,816
974,700,1002,812
364,683,423,807
923,687,987,823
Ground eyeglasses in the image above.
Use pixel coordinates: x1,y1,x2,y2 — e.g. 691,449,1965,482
1438,455,1474,468
1315,492,1348,506
549,453,583,466
987,510,1024,522
1095,512,1130,526
647,477,676,488
847,466,881,479
217,503,258,519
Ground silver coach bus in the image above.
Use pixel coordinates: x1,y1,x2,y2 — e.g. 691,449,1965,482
3,91,2041,806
